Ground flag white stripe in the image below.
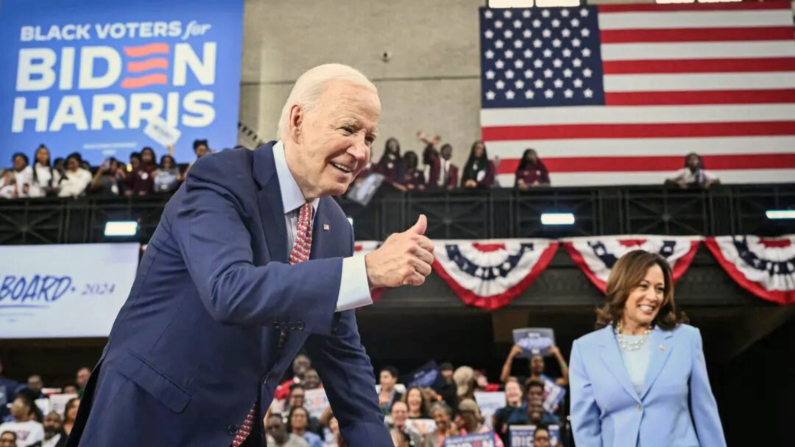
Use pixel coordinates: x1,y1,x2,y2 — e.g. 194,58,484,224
600,41,795,61
480,104,795,126
604,72,795,92
597,10,792,30
496,169,795,187
484,137,795,158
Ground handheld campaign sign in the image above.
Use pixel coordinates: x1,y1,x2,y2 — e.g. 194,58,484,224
509,425,561,447
512,328,555,358
445,433,496,447
0,0,243,164
400,361,442,389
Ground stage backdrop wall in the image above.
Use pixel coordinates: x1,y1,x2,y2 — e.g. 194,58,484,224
0,0,243,165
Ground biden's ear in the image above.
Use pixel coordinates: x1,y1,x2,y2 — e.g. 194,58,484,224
288,103,304,144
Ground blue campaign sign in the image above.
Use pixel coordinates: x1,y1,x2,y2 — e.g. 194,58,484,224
0,0,243,165
509,425,561,447
401,360,442,389
445,433,496,447
513,327,556,357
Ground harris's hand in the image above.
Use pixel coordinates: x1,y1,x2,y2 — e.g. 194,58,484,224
365,215,434,288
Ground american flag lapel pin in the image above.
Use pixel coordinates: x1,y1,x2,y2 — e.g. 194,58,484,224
323,224,330,231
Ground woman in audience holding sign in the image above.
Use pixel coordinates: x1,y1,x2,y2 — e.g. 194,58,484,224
569,250,726,447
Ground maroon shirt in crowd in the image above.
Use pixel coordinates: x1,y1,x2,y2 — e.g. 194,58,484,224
130,163,157,195
515,164,550,186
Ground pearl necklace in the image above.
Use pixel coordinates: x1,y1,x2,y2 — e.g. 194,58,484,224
615,321,652,351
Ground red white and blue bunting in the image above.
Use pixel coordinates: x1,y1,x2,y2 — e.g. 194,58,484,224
705,235,795,305
562,236,701,293
431,240,559,310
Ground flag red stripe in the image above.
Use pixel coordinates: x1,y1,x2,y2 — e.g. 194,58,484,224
605,89,795,105
603,58,795,74
598,3,791,13
600,27,794,44
482,121,795,141
496,153,795,174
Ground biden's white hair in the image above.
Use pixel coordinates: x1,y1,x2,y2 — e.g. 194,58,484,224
277,64,378,139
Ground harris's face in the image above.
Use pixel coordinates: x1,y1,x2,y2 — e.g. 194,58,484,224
624,264,665,327
289,80,380,198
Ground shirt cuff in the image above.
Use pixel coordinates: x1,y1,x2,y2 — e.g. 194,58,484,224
336,255,373,312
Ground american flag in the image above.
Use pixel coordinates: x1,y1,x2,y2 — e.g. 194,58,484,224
479,3,795,187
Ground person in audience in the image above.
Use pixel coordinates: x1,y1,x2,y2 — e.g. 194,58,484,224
275,354,312,401
266,413,310,447
378,366,403,415
388,402,421,447
42,412,67,447
474,370,500,392
402,151,425,190
375,138,405,191
328,416,345,447
5,153,32,199
453,366,476,402
455,399,504,447
25,376,43,399
61,385,78,396
126,147,157,196
417,132,441,188
89,158,122,196
302,369,321,390
500,344,569,388
75,368,90,397
461,141,495,189
28,145,60,198
492,379,525,443
61,398,79,436
403,387,430,419
423,402,457,447
0,360,21,421
282,385,320,434
524,381,560,425
439,144,458,189
57,153,92,198
532,424,552,447
153,154,182,193
193,139,210,161
287,407,323,447
515,149,550,190
665,153,719,189
0,431,16,447
432,363,457,409
0,393,44,447
53,158,65,174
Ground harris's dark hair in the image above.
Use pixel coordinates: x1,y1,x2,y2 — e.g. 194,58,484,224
595,250,688,331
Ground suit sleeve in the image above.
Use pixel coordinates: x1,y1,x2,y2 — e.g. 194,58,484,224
171,159,339,335
303,229,391,447
689,328,727,447
569,340,602,447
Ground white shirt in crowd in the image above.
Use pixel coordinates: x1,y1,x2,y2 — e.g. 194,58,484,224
7,166,33,198
0,420,45,447
668,168,718,185
439,159,452,187
58,168,92,197
28,164,62,198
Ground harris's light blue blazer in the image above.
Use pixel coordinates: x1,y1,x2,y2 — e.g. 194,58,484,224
569,324,726,447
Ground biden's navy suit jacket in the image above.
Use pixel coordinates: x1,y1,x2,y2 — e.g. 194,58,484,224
66,142,390,447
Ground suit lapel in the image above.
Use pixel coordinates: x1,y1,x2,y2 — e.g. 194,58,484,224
640,327,674,400
252,144,289,264
597,326,642,404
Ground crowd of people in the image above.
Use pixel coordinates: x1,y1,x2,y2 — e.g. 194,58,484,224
0,134,721,201
0,346,567,447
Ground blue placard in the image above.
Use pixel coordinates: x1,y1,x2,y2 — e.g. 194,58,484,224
509,425,560,447
0,0,243,165
445,433,496,447
401,360,442,389
513,327,556,357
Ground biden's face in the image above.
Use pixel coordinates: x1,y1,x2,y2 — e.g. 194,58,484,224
287,80,380,199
